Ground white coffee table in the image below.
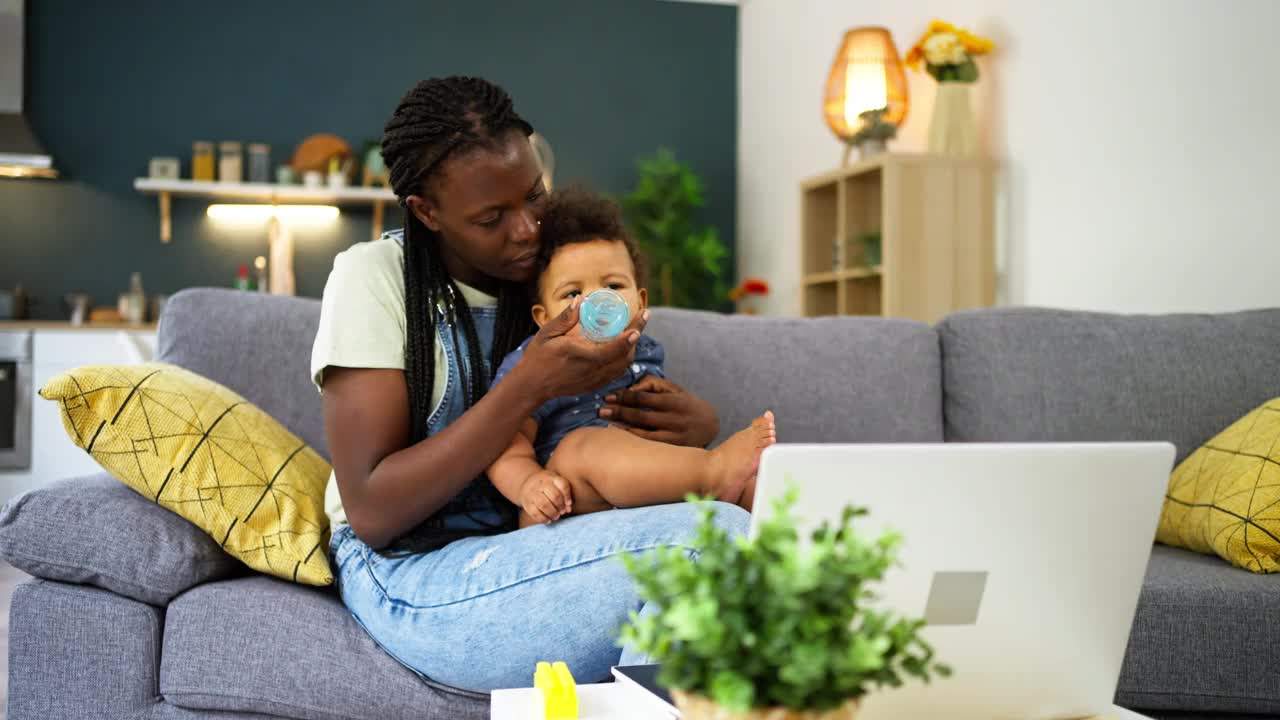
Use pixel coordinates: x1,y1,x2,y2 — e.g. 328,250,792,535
490,683,1157,720
492,683,664,720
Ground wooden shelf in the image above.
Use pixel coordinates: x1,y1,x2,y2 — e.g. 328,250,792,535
803,267,883,285
133,178,396,243
800,152,993,191
799,153,995,322
844,266,882,279
134,178,395,203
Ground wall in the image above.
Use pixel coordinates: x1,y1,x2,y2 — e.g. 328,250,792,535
739,0,1280,315
1,0,737,319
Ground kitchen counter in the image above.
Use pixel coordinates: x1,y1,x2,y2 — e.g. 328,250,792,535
0,321,158,332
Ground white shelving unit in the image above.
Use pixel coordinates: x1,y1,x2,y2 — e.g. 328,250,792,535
133,178,397,242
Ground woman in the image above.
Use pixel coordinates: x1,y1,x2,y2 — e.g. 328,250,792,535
313,76,748,691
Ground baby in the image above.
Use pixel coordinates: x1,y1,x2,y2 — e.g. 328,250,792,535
488,187,775,526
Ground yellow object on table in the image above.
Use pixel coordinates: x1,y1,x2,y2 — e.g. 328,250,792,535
534,661,578,719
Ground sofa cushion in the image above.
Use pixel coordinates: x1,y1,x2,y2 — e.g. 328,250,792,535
939,308,1280,463
1117,545,1280,714
39,362,334,586
160,288,328,459
161,575,487,720
0,474,240,606
1157,397,1280,573
648,309,943,444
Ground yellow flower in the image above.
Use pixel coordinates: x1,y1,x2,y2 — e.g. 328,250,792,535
923,32,967,65
957,29,995,55
905,19,996,72
904,45,924,71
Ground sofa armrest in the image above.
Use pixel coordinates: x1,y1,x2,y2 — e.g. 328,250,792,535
8,578,165,718
0,474,241,606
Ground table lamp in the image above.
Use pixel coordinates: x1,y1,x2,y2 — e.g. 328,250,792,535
823,27,909,165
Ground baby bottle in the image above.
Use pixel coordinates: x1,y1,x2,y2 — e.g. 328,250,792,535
580,289,630,343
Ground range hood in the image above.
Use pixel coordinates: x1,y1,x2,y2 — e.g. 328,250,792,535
0,0,56,179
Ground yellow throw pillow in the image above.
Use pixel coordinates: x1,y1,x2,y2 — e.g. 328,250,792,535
40,363,333,586
1157,398,1280,573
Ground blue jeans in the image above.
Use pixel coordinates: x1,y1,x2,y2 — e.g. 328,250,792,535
330,501,749,691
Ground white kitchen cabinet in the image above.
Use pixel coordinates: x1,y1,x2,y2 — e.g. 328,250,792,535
0,328,156,506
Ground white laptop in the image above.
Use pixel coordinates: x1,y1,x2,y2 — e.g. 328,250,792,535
751,442,1175,720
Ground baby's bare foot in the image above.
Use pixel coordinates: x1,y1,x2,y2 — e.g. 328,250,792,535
706,411,777,506
739,411,776,512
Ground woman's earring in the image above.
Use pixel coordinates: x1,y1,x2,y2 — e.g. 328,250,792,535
536,220,542,226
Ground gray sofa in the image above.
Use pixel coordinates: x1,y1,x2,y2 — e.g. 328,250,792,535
3,288,1278,720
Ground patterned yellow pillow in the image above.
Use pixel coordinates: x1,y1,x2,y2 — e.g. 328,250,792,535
1157,398,1280,573
40,363,333,586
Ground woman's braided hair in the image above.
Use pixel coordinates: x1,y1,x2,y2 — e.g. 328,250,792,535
381,76,536,555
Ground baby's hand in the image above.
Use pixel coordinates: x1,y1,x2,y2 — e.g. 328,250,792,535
520,470,573,524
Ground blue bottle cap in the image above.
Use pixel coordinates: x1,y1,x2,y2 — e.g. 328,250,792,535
580,289,630,343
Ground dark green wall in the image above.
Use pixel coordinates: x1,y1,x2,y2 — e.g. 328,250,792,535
0,0,736,319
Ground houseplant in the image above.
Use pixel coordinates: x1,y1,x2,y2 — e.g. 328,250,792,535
847,108,896,159
904,20,996,156
856,231,881,267
621,149,730,311
620,491,950,719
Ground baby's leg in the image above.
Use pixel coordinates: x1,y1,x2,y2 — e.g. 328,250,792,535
547,412,775,511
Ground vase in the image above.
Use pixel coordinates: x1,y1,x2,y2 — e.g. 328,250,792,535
673,691,860,720
927,81,978,157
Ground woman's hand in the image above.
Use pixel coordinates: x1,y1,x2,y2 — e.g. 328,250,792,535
600,376,720,448
515,296,650,403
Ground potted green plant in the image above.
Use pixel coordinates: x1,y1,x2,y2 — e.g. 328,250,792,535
621,149,730,311
849,108,897,158
620,491,949,719
856,231,882,268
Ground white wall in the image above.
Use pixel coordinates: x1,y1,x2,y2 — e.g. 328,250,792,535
739,0,1280,315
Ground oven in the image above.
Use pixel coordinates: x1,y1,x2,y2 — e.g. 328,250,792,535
0,331,32,470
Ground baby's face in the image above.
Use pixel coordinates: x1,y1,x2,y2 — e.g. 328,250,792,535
533,238,647,330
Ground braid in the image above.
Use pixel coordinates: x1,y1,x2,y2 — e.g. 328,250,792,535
380,77,536,556
383,77,532,204
493,285,531,375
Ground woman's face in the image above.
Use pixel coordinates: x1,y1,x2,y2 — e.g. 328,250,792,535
407,131,548,288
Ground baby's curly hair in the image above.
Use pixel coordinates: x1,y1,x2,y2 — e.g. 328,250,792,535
535,185,646,297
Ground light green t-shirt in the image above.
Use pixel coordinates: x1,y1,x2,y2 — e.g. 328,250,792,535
310,234,497,527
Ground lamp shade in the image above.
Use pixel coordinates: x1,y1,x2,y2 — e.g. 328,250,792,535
823,27,909,141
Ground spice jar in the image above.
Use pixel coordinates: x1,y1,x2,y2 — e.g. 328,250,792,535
192,141,215,181
248,143,271,183
218,141,243,183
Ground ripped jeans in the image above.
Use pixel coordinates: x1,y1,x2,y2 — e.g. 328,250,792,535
329,501,749,691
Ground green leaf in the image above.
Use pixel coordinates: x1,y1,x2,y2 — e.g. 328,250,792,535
954,58,980,83
849,634,891,672
709,670,754,711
